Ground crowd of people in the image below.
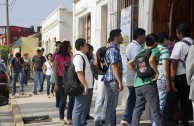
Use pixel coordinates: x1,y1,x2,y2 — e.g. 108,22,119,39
8,23,194,126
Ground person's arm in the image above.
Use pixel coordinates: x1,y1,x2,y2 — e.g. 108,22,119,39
77,71,88,95
18,58,25,68
111,62,123,91
42,64,47,75
170,59,178,92
162,59,170,92
53,60,59,92
149,55,159,81
9,63,12,76
127,59,136,74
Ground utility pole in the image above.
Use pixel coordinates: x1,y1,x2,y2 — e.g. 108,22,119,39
6,0,10,54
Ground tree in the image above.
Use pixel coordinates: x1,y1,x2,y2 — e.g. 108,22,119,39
0,46,9,64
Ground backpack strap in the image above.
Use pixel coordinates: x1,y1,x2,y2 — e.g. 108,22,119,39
73,54,86,74
179,39,193,69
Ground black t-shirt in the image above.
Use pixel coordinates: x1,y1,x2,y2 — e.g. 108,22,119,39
32,55,46,71
10,57,24,73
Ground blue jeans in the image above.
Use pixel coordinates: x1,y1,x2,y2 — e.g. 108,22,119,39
23,69,29,85
67,96,75,120
46,75,54,95
73,90,91,126
104,80,119,126
33,71,43,93
122,86,136,124
151,78,167,126
12,71,24,93
57,76,67,119
132,83,161,126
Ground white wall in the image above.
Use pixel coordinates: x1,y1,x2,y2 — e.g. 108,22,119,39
42,4,73,54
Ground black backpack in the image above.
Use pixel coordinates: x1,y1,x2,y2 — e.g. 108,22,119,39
63,54,85,96
96,46,116,74
134,48,155,78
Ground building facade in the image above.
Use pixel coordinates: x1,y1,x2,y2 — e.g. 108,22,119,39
0,26,35,46
41,4,73,54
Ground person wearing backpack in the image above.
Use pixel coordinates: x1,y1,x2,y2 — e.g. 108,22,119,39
72,38,93,126
170,23,193,126
53,41,74,124
128,34,161,126
120,28,146,126
103,29,124,126
150,32,170,126
93,38,111,126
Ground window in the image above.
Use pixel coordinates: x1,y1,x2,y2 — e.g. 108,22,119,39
109,0,139,35
78,13,91,43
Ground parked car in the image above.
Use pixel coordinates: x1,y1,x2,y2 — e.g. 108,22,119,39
0,63,9,106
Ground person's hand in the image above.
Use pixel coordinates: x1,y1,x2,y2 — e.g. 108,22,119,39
171,81,177,92
151,73,159,81
118,82,124,91
10,72,12,77
82,85,88,95
17,58,21,63
55,83,59,92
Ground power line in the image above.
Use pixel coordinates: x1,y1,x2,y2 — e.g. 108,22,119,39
0,16,44,21
10,0,16,9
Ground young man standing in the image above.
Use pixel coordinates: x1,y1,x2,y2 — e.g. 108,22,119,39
120,28,146,126
103,29,124,126
170,23,193,126
72,38,93,126
128,34,162,126
10,52,24,96
31,48,46,95
94,38,111,126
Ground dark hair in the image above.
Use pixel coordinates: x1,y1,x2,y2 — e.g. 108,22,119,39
169,32,179,42
57,40,71,58
133,28,146,40
41,48,45,52
75,38,86,51
158,32,168,43
15,52,21,58
88,44,93,51
55,41,61,47
46,53,53,60
109,29,122,41
176,23,191,37
146,33,158,46
108,37,111,43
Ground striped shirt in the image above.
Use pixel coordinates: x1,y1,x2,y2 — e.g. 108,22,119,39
157,44,170,79
104,42,123,82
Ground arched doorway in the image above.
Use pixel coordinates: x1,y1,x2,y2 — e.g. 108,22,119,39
152,0,194,122
152,0,194,37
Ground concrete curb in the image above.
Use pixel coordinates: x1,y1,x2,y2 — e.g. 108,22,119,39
10,94,25,126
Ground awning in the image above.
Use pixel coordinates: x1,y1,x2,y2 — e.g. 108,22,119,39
12,38,22,48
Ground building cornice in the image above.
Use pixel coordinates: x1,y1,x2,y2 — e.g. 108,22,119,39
96,0,105,5
72,0,79,4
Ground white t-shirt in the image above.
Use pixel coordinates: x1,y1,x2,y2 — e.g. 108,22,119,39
44,61,53,75
170,37,193,75
73,51,93,89
126,40,142,86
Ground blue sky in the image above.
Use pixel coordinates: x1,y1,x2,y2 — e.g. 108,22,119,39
0,0,73,28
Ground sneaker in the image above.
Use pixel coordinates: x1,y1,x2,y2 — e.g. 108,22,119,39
37,92,41,95
47,95,50,98
32,91,37,95
19,92,24,95
86,115,94,120
120,120,130,126
66,120,73,125
12,92,15,96
95,121,101,126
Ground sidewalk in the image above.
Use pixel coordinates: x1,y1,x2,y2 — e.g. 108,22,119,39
13,82,151,126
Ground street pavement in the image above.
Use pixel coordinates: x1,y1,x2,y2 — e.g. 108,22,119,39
0,104,14,126
14,82,131,126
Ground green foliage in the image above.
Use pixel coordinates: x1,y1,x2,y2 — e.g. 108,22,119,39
0,46,9,64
